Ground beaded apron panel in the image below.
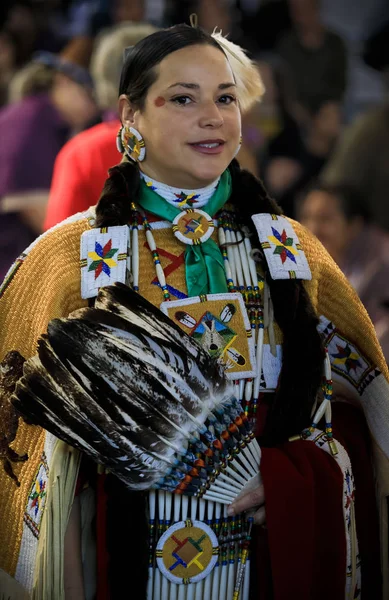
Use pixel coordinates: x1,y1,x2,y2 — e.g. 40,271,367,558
130,210,270,600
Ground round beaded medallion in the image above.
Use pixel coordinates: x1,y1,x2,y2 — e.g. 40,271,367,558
172,209,214,245
155,519,219,584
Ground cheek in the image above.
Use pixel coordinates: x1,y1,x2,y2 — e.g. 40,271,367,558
226,108,242,134
154,96,166,107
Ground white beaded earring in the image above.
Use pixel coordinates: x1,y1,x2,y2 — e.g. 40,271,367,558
116,125,146,162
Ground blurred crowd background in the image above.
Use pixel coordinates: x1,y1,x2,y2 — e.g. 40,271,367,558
1,0,389,356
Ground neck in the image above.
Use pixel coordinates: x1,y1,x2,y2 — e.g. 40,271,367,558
139,164,217,190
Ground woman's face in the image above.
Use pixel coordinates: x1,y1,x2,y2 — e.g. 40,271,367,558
298,190,353,263
120,44,241,188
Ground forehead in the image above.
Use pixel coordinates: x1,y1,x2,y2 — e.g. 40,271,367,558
153,44,234,88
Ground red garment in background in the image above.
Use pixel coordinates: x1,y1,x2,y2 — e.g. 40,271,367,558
44,120,120,230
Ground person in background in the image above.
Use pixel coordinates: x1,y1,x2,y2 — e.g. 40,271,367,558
297,182,389,359
44,21,158,230
0,29,20,106
319,13,389,231
262,96,342,216
321,96,389,231
276,0,347,121
0,51,98,280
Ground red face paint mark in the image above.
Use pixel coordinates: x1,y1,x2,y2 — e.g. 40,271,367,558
154,96,166,107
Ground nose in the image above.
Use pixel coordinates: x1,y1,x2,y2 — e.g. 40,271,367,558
198,102,224,129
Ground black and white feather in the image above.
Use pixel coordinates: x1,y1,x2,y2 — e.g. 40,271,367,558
12,283,260,502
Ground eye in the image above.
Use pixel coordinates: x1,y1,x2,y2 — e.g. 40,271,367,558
218,94,237,105
171,95,193,106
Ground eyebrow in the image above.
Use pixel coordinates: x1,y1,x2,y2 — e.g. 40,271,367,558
167,82,236,90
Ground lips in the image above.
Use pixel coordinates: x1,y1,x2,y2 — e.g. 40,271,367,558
189,139,225,155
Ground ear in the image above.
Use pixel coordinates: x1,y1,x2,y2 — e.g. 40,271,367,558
118,94,137,126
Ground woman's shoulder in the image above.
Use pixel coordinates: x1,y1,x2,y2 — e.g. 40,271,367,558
0,209,93,361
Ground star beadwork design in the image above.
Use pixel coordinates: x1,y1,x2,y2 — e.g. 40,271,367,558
268,227,299,264
331,343,362,373
174,192,200,207
29,476,46,517
88,239,118,279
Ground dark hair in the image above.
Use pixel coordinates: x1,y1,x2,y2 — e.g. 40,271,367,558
298,182,371,223
119,24,223,110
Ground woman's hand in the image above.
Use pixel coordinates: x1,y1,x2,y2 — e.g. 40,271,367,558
227,482,266,525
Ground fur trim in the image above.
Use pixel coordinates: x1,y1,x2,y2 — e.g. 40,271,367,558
211,30,265,113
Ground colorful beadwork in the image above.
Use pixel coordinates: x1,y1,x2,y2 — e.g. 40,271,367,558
267,227,298,264
160,293,256,380
318,317,374,391
331,343,362,374
88,239,118,279
116,125,146,162
173,191,200,207
80,225,128,299
252,214,312,281
172,209,214,246
156,519,219,584
140,173,219,209
24,455,48,538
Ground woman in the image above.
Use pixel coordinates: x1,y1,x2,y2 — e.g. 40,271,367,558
0,24,387,600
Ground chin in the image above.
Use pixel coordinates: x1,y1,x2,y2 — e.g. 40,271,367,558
190,159,231,186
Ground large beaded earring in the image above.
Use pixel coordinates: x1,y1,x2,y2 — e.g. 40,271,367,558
116,125,146,162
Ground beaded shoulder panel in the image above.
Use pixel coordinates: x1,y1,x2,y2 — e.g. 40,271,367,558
251,213,312,280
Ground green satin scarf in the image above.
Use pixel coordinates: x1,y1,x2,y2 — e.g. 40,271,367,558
138,170,232,297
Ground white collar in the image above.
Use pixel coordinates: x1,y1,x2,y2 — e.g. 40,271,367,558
140,172,220,209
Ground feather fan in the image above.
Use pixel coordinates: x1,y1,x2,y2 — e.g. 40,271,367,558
12,283,261,502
